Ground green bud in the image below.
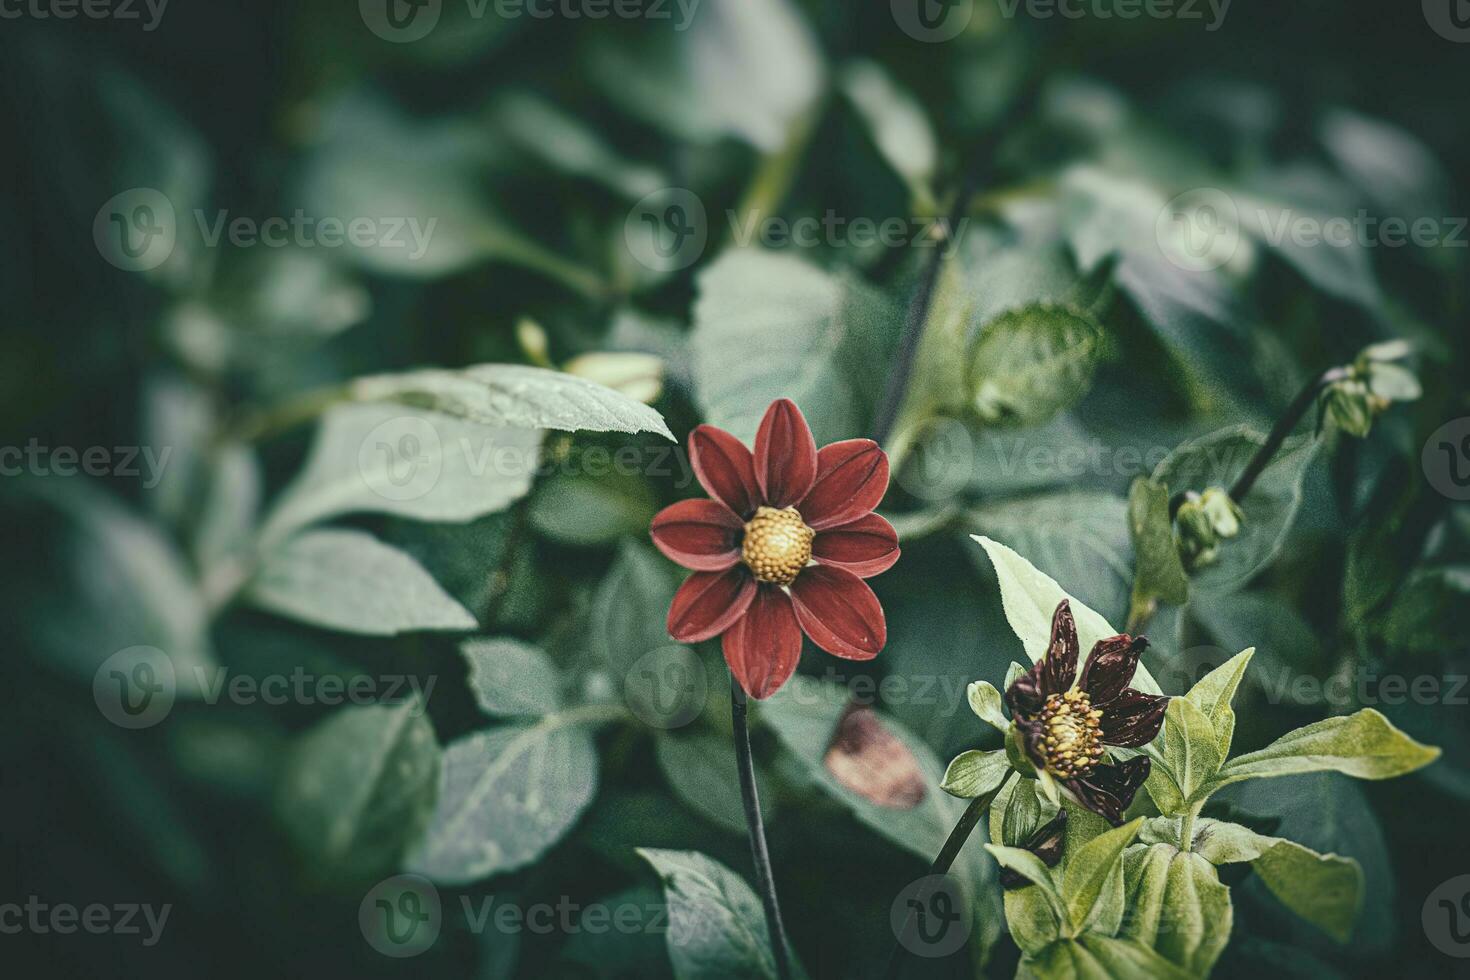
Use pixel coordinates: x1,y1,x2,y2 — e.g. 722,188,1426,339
1199,487,1243,539
1323,379,1375,438
1175,495,1221,571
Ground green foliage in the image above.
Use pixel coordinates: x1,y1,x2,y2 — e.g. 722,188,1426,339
17,6,1466,977
638,849,786,980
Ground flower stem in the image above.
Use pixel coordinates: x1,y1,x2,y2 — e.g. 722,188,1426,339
729,676,792,980
870,78,1042,448
1228,365,1351,501
881,769,1016,980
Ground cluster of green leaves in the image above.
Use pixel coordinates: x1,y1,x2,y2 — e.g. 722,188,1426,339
943,539,1438,978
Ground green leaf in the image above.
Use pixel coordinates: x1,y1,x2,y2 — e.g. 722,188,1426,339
1222,774,1395,954
986,843,1068,927
1127,477,1190,612
1156,698,1224,807
1209,708,1439,789
260,403,542,543
462,638,561,718
637,849,781,980
1061,817,1144,934
840,60,937,207
1023,935,1195,980
1250,835,1364,942
294,91,601,291
966,493,1133,630
655,732,768,834
275,699,439,881
967,304,1106,427
16,479,216,688
1119,843,1233,975
1185,818,1364,942
691,249,898,445
1365,362,1421,402
193,445,261,593
246,529,476,635
590,543,710,731
486,90,667,201
588,0,824,152
1234,170,1381,309
528,469,658,547
410,708,618,885
1182,648,1254,756
940,748,1011,799
972,535,1160,693
1153,425,1321,593
351,364,673,439
967,681,1011,734
992,776,1057,847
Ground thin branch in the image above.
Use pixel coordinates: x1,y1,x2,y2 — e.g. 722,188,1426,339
1229,365,1350,501
730,676,793,980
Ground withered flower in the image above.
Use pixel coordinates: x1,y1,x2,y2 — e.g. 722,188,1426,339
1006,600,1167,825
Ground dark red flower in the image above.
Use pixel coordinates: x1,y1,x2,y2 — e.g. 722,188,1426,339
651,399,898,699
1005,600,1167,825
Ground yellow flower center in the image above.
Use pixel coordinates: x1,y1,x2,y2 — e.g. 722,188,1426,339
1040,690,1105,778
741,506,815,586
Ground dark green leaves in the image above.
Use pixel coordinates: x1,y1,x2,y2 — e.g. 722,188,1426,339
348,364,675,440
691,249,896,444
638,849,783,980
967,305,1107,427
1127,477,1190,615
1210,709,1439,787
276,698,439,881
1153,426,1320,594
246,529,476,636
409,708,618,885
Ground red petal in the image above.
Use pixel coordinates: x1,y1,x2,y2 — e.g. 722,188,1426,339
799,439,889,530
811,513,900,577
667,568,756,643
689,425,760,519
790,565,886,660
650,499,742,571
722,585,802,699
754,399,817,508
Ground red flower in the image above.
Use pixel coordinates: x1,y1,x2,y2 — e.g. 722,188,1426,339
651,399,898,699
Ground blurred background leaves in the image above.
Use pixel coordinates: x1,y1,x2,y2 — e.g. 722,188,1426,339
3,0,1468,977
